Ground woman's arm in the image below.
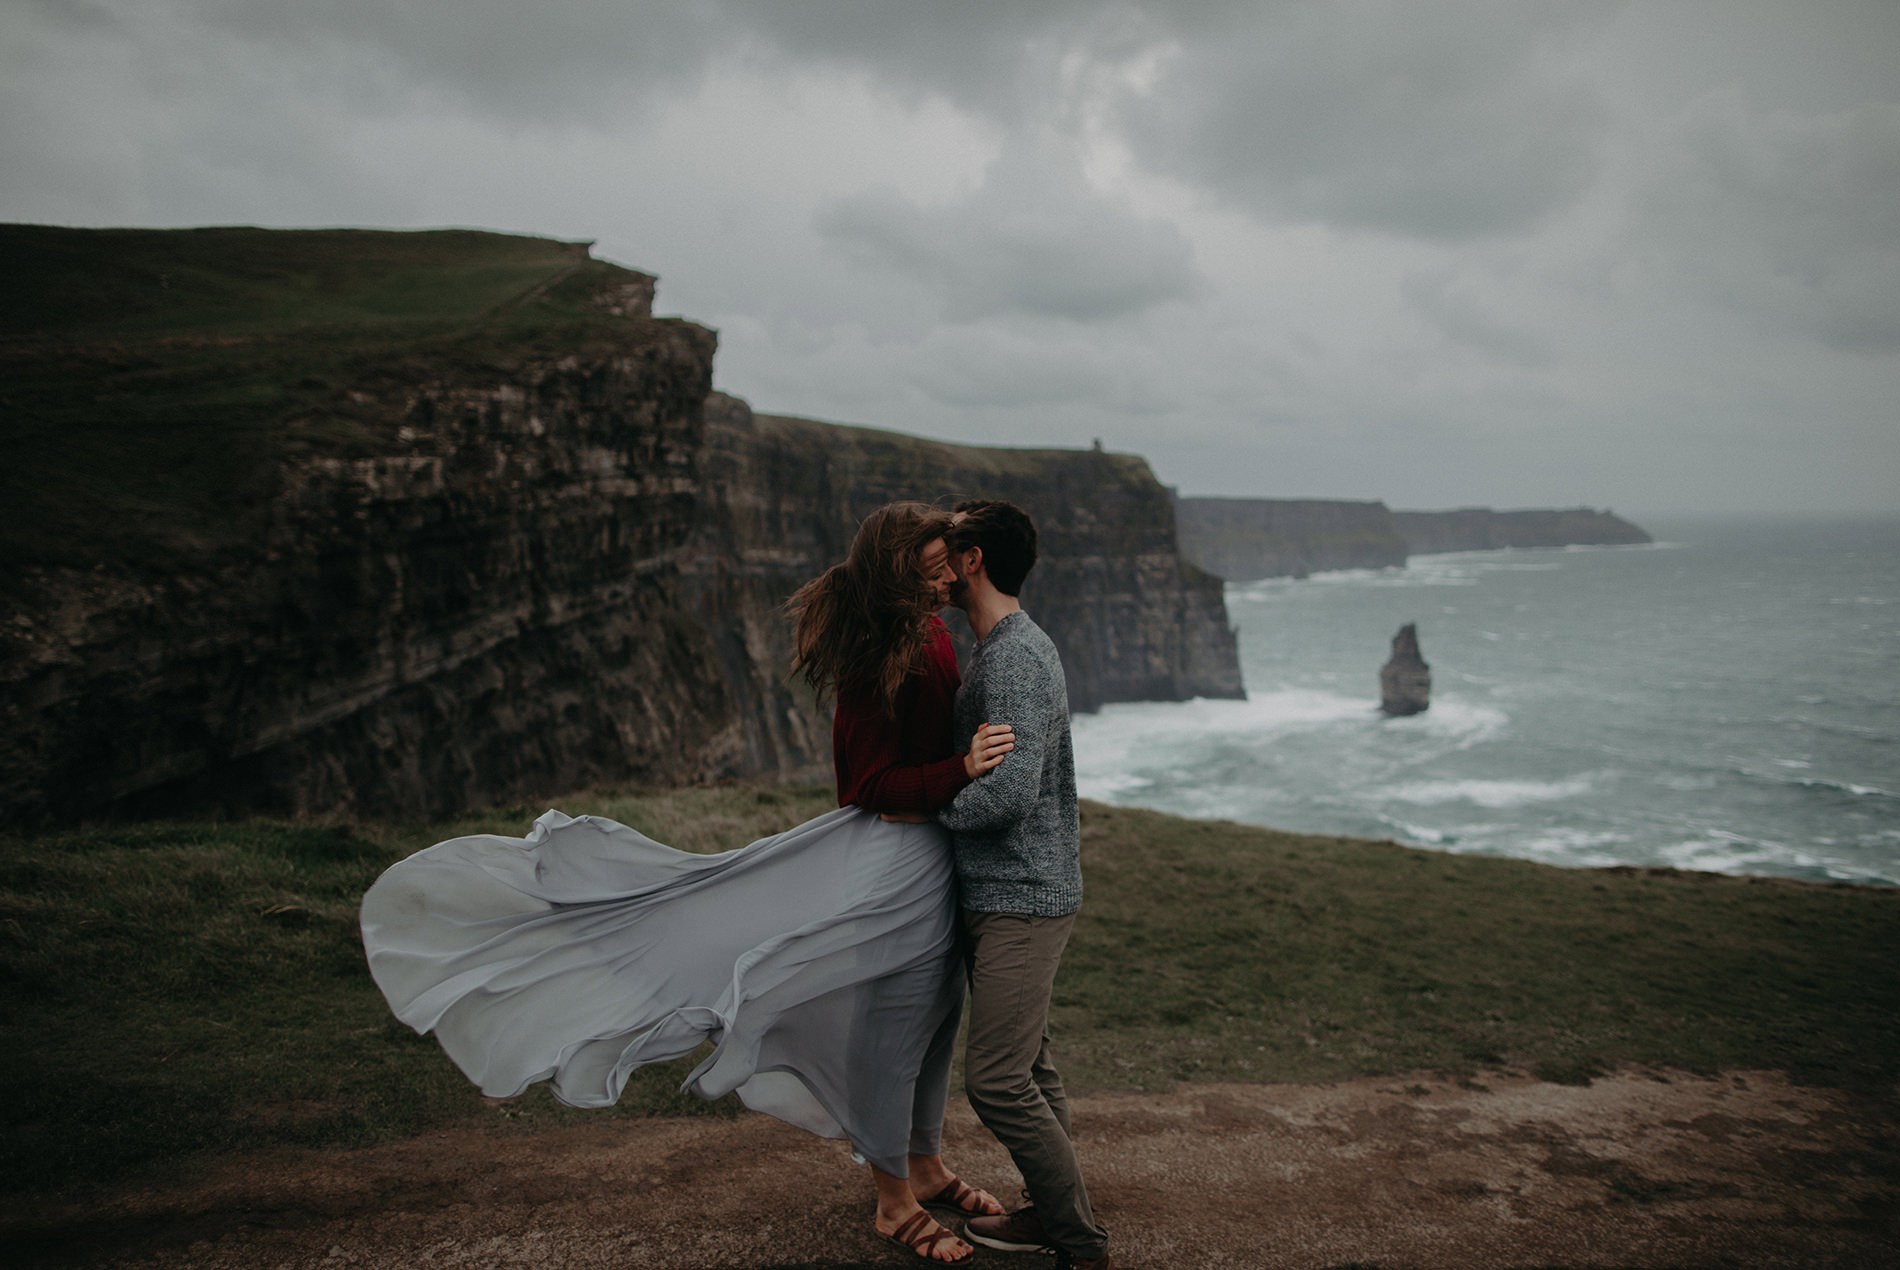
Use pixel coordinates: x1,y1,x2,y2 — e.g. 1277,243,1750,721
836,623,1011,814
879,723,1013,821
837,705,974,814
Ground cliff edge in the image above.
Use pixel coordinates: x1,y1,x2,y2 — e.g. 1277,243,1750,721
0,225,1240,828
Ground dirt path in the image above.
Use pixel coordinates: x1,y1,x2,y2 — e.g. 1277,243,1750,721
7,1067,1896,1269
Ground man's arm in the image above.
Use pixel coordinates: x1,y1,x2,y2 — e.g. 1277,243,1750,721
937,645,1049,833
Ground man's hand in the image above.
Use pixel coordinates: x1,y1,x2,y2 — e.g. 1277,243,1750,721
963,722,1015,780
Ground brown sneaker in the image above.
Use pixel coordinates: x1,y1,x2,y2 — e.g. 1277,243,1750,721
964,1206,1050,1253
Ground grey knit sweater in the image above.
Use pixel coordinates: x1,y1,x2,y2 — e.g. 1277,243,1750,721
937,611,1082,916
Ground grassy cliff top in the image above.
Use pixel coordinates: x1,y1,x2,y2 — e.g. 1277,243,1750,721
1,224,624,340
0,225,672,588
752,411,1167,509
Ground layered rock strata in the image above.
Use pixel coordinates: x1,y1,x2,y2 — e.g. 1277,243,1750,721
1173,497,1408,580
6,316,744,825
702,397,1243,714
0,229,1241,829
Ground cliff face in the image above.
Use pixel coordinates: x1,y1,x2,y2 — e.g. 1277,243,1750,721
5,316,758,824
1173,497,1409,580
0,227,1240,829
1392,508,1653,554
702,399,1243,714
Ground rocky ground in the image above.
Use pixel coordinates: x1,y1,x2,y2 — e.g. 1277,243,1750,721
6,1067,1896,1269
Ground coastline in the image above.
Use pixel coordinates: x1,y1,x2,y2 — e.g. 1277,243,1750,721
1076,522,1900,887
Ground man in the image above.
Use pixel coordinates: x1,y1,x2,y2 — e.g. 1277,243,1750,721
936,500,1114,1270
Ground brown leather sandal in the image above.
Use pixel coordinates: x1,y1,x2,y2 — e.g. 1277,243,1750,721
882,1209,972,1263
919,1175,1003,1217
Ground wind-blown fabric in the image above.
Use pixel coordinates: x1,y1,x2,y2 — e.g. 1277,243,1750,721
360,806,963,1175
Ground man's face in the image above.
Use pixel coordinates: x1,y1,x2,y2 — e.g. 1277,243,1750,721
919,538,956,607
943,512,975,609
946,545,978,610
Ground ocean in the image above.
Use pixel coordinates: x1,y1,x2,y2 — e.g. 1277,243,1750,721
1072,516,1900,885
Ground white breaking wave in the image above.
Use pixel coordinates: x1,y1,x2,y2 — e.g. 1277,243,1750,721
1656,832,1813,877
1736,765,1898,800
1796,776,1896,799
1074,771,1157,801
1073,690,1516,814
1072,689,1371,755
1380,775,1598,809
1513,827,1636,868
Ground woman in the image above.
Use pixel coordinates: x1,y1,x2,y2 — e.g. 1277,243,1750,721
361,502,1008,1263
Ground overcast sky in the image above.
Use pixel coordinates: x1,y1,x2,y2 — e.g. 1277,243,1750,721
5,1,1897,515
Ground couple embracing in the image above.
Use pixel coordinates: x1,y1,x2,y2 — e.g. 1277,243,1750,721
362,500,1115,1268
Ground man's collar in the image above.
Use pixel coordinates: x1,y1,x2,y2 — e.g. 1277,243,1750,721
979,609,1026,643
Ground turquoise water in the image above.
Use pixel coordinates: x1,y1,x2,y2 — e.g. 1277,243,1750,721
1072,517,1900,884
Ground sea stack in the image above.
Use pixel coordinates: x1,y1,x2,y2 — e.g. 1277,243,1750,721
1380,623,1431,716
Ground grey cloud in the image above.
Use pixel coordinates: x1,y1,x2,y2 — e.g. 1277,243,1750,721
174,0,730,121
814,151,1198,323
718,2,1619,246
29,2,1619,247
13,0,122,32
1118,2,1614,240
904,328,1126,411
169,0,1092,125
1402,269,1554,366
723,1,1097,117
1636,92,1900,354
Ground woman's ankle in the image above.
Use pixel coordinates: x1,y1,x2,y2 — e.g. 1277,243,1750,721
907,1152,952,1189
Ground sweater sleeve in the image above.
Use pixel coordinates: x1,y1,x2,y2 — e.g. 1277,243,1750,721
833,622,973,813
936,643,1050,833
853,748,973,813
836,703,972,813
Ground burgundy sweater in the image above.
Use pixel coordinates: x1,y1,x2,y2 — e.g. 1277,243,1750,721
833,618,973,814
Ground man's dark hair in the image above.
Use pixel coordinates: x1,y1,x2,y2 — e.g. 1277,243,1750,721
949,499,1038,596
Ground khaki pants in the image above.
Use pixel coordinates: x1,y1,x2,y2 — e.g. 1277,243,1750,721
961,909,1109,1261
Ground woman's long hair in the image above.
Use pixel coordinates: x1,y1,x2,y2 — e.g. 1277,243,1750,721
788,502,954,717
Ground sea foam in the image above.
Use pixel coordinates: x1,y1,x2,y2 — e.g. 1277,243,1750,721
1381,776,1597,809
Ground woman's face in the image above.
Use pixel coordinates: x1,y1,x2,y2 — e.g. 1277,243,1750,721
918,536,955,607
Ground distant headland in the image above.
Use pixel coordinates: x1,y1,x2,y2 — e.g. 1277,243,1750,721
1173,496,1651,581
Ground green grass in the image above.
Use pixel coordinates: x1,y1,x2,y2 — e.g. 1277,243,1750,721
0,784,832,1196
1,225,600,340
1060,805,1900,1093
3,788,1896,1196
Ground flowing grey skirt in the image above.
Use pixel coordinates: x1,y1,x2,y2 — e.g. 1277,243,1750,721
360,806,964,1176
